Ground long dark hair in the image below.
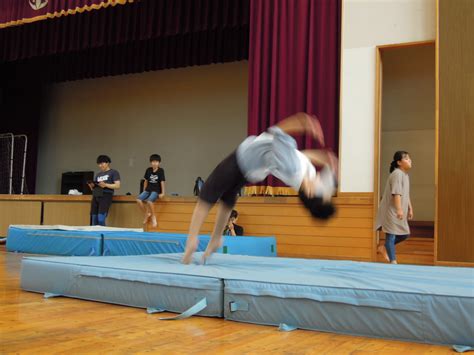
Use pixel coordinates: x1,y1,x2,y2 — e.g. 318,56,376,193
390,151,409,173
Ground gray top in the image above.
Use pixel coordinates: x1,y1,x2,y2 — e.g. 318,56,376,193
236,126,315,191
375,168,411,235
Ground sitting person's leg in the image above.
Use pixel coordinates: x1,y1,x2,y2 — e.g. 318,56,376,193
146,192,159,227
137,191,151,224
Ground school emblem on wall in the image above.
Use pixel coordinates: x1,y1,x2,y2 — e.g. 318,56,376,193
29,0,48,11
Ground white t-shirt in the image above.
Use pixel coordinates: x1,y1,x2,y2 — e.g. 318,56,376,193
236,126,315,191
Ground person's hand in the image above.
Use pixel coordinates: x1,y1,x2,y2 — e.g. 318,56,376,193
98,182,107,188
408,209,414,220
300,175,316,198
396,209,404,220
306,114,325,147
228,221,235,231
326,150,339,177
159,194,165,199
87,183,95,190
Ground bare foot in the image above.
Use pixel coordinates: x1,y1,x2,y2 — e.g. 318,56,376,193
182,237,198,264
143,213,151,224
377,245,390,262
201,237,223,264
151,215,158,228
390,260,398,264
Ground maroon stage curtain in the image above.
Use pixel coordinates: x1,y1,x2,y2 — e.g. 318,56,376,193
0,0,131,29
0,0,250,193
247,0,341,195
4,27,249,83
0,0,249,62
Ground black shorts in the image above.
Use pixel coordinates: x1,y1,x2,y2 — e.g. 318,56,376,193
199,151,248,208
90,193,113,215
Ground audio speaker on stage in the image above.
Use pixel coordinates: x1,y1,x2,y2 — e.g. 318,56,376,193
61,171,94,195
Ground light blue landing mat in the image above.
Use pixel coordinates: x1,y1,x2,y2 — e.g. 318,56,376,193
21,253,474,347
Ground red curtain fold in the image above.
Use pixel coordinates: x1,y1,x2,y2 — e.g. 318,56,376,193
247,0,341,194
0,0,250,62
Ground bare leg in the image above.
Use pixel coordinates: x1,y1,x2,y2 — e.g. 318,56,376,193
201,203,233,264
377,244,390,262
147,201,157,227
182,199,213,264
137,199,151,224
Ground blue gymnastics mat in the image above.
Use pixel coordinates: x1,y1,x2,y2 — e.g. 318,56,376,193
102,231,277,257
6,225,276,257
6,226,103,256
21,253,223,318
20,253,474,348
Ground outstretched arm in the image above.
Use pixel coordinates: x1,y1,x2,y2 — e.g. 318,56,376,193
302,149,338,176
275,112,325,147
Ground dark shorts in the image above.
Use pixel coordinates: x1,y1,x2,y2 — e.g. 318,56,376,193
199,151,248,208
90,193,113,215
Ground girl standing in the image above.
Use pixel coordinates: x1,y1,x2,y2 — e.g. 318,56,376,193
375,151,413,264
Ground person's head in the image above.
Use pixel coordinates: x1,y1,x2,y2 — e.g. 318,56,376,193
229,209,239,224
298,190,336,220
149,154,161,169
96,155,111,171
390,151,412,173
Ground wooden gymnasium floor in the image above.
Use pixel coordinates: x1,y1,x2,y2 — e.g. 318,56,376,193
0,246,453,354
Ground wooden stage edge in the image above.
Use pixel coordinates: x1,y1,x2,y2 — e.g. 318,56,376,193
0,193,440,266
0,193,373,205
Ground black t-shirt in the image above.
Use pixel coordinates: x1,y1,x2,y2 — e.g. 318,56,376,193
144,167,165,193
224,223,244,236
95,169,120,194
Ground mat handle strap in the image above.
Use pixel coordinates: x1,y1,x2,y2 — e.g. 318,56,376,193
159,298,207,320
278,323,298,332
453,345,474,353
229,301,249,312
147,307,165,314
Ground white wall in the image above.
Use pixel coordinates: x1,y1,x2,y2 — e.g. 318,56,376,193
340,0,436,192
37,62,248,195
